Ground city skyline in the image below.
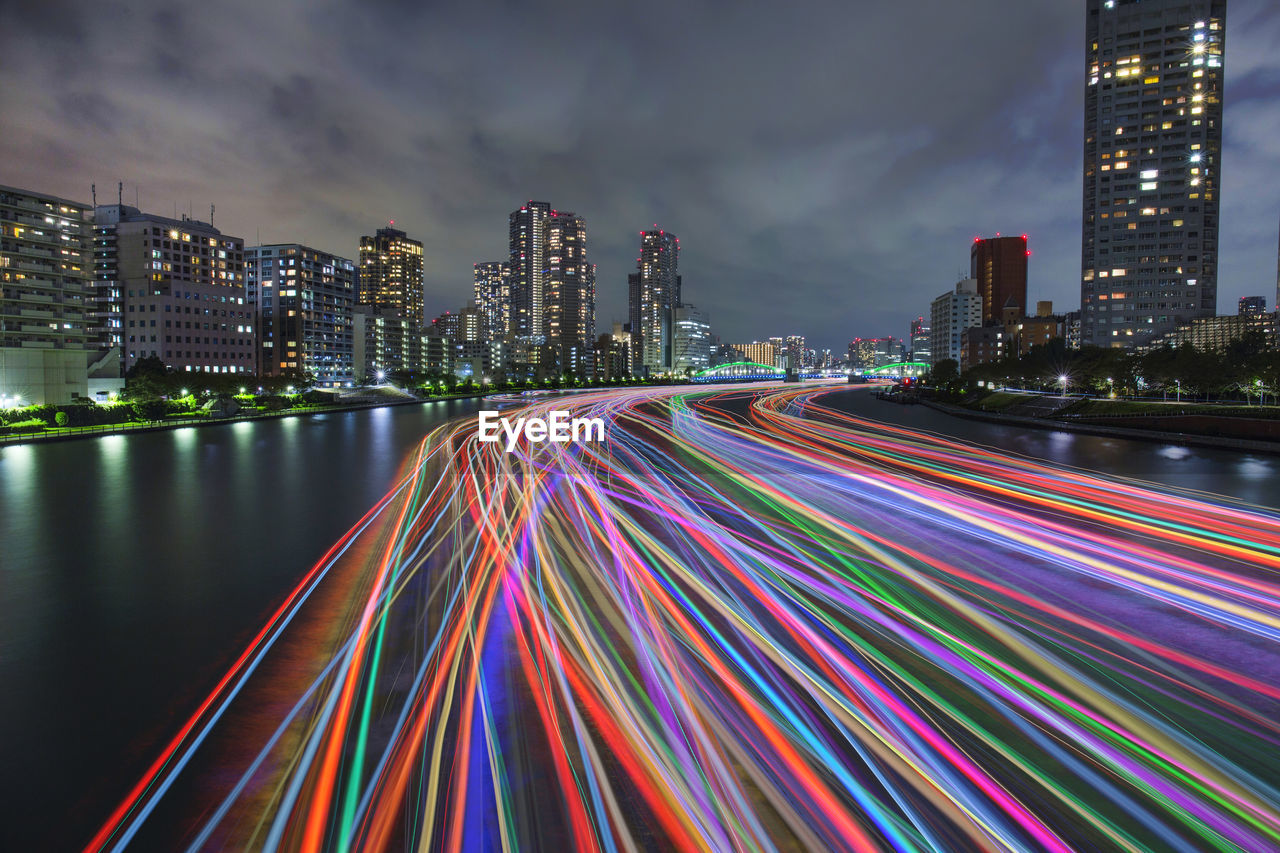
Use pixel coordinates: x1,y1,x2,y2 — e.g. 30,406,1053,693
4,2,1276,350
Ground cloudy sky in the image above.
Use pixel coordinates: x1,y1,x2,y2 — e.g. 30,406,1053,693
4,0,1278,350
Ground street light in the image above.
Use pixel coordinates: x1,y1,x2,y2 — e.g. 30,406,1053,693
1058,374,1069,395
375,370,386,384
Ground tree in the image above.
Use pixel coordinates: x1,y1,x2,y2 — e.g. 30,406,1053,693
928,359,961,393
122,356,176,401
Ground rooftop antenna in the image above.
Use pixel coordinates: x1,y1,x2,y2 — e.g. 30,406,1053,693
91,183,97,207
134,185,138,207
118,182,123,211
210,203,215,227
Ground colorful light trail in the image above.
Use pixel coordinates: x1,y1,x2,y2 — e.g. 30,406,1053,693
85,383,1280,852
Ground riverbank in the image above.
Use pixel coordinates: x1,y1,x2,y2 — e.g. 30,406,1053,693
0,391,494,445
917,396,1280,456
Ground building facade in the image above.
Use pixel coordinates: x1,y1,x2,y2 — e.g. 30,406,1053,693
1142,310,1280,353
1015,301,1066,356
545,211,595,376
1239,295,1267,316
733,341,777,367
593,323,633,381
0,185,92,404
353,305,422,380
628,229,681,375
246,245,354,386
1081,0,1226,348
672,304,712,374
358,226,424,324
473,260,510,342
961,326,1008,371
509,201,551,346
93,204,251,376
972,235,1029,325
910,316,931,364
929,278,982,365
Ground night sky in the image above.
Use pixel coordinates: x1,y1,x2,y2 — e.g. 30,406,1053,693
4,1,1278,351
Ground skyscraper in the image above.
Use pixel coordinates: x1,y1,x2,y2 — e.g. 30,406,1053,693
971,235,1028,325
784,335,806,370
628,229,680,375
910,316,932,364
1081,0,1225,348
473,260,510,342
358,225,424,324
544,211,595,376
509,201,551,344
246,245,355,386
673,305,712,374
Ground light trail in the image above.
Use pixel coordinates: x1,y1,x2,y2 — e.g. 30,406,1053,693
84,383,1280,852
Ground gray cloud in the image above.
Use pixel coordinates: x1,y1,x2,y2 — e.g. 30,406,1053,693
2,0,1277,349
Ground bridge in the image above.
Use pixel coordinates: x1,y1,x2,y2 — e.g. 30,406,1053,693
690,362,851,383
862,361,930,379
691,361,785,381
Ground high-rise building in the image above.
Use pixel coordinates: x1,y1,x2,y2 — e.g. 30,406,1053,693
545,211,595,376
358,225,424,324
1081,0,1225,348
910,317,931,364
1239,296,1267,316
628,229,681,375
734,341,777,367
93,203,252,376
246,245,354,386
847,339,876,370
429,309,460,341
1,185,92,404
873,337,905,367
509,201,551,345
353,305,421,381
593,322,633,381
473,260,510,342
672,305,712,374
783,335,806,370
971,235,1028,325
930,278,982,365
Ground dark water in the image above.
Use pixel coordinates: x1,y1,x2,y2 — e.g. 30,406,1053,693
2,388,1278,850
0,400,487,851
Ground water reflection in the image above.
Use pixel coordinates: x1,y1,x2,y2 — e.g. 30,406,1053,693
1237,458,1272,480
0,400,490,851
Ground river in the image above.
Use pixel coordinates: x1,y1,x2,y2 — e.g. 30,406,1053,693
1,386,1277,850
